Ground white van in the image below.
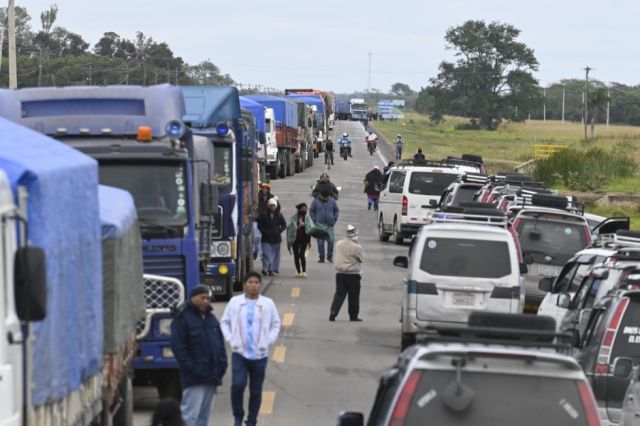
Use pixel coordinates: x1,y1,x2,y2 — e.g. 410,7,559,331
393,212,524,350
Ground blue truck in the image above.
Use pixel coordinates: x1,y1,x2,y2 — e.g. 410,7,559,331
0,84,215,398
183,86,259,300
336,101,351,120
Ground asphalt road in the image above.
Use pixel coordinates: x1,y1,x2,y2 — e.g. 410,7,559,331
134,121,407,425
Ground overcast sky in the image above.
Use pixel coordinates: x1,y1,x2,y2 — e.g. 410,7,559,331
17,0,640,93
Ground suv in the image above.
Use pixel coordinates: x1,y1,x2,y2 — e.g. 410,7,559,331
378,159,477,244
437,173,487,211
337,312,600,426
394,210,524,350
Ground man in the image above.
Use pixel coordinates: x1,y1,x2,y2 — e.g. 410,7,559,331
414,148,426,160
383,161,395,176
312,173,339,200
221,272,281,426
171,286,227,426
255,183,277,261
364,166,384,211
330,225,364,322
366,131,378,151
337,132,352,157
324,138,334,166
257,198,286,276
310,189,339,263
395,134,404,160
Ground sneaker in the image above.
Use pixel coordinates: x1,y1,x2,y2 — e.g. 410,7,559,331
268,271,274,276
350,318,363,322
261,270,267,276
318,259,325,263
329,315,336,322
368,205,371,211
295,272,302,278
327,257,333,263
302,272,307,278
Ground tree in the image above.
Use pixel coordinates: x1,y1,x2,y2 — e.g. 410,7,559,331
429,20,539,130
390,82,413,97
588,87,609,138
186,60,234,85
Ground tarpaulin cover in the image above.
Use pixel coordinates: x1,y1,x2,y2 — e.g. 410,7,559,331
99,185,145,354
285,94,325,113
182,86,241,129
0,117,102,406
240,97,266,133
244,94,298,128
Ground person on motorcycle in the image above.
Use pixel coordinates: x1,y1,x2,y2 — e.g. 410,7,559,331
337,132,352,157
312,173,339,200
366,131,378,153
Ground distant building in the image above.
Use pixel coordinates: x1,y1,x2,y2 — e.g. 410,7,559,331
377,99,405,119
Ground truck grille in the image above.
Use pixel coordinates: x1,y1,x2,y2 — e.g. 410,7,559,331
143,255,186,284
136,274,185,340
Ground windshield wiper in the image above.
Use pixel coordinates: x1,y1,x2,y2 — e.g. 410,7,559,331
138,218,180,233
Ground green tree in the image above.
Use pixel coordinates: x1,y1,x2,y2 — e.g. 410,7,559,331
390,82,413,97
429,20,539,130
186,60,234,85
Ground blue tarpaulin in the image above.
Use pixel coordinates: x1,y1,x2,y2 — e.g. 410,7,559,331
244,94,298,128
285,94,325,113
240,97,266,133
99,185,137,239
0,117,102,406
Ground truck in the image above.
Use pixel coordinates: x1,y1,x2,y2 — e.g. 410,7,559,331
0,84,213,399
349,98,368,121
182,86,259,300
287,98,315,172
285,94,327,159
285,88,336,129
240,96,271,181
0,117,145,425
336,101,351,120
245,94,299,179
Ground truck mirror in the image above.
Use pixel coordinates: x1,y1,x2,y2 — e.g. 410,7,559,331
393,256,409,268
429,199,438,207
259,132,266,144
337,412,364,426
557,292,571,309
14,246,47,322
200,182,218,216
520,263,529,274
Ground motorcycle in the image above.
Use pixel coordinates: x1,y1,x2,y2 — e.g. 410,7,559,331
340,144,349,160
367,140,377,155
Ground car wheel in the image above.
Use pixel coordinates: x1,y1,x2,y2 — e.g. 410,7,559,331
393,218,403,245
378,215,390,242
401,333,416,352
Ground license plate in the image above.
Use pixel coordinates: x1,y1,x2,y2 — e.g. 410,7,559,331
452,293,475,306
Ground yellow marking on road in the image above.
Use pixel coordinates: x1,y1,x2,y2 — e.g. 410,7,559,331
260,391,275,414
282,313,295,327
291,287,300,298
272,345,286,363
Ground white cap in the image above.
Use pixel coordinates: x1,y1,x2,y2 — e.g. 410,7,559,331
346,224,359,240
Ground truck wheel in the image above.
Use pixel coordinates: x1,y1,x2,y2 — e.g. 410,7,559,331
278,153,286,179
286,152,293,176
401,333,416,351
393,218,403,245
156,370,182,401
295,158,301,173
268,165,277,180
378,215,390,242
113,377,134,426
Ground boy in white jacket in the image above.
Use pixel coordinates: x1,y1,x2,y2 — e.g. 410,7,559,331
220,272,281,426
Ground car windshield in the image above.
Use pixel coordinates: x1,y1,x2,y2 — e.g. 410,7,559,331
213,144,233,185
516,218,589,265
99,161,188,227
409,172,460,196
420,237,512,278
401,370,590,425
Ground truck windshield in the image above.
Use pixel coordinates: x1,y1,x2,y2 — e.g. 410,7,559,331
99,162,189,227
213,144,233,186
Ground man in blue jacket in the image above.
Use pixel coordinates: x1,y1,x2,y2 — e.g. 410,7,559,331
310,189,340,263
171,285,228,426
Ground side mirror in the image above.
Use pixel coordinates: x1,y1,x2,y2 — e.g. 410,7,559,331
393,256,409,268
259,132,266,144
557,292,571,309
14,246,47,322
520,263,529,275
200,182,219,216
337,412,364,426
566,328,580,347
523,253,534,265
612,357,634,378
538,277,554,292
429,199,438,207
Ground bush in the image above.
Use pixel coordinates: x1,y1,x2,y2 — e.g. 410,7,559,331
533,147,637,191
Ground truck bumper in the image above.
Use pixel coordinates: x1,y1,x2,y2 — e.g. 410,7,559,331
134,340,178,370
204,262,236,296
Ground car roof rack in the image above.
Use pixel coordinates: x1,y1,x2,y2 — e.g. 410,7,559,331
431,209,508,227
518,191,583,214
595,231,640,249
460,173,490,184
397,159,468,169
443,157,484,168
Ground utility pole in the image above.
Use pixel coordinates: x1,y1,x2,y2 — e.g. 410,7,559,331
583,66,591,140
543,88,546,122
8,0,18,89
561,89,565,123
367,52,372,93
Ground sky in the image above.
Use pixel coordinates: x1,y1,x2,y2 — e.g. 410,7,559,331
16,0,640,93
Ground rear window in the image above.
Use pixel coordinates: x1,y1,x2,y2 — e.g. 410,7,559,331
408,172,459,196
401,370,590,425
420,238,512,278
613,299,640,360
516,218,589,265
451,186,481,206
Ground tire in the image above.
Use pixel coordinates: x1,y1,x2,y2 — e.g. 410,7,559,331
269,164,278,180
277,153,286,179
401,333,416,352
393,218,403,245
286,152,294,177
112,376,133,426
378,215,390,242
156,370,182,401
295,158,301,173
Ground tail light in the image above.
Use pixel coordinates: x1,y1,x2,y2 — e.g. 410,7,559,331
582,225,593,245
508,225,524,263
595,297,629,373
389,371,421,426
577,381,600,426
401,196,408,216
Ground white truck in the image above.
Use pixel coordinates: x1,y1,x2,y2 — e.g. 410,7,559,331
264,108,279,180
349,98,368,121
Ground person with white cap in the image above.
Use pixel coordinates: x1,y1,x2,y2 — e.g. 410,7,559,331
330,224,365,321
256,197,286,276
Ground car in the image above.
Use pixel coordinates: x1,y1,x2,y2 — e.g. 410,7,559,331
621,362,640,425
394,209,524,350
336,312,601,426
377,159,477,244
436,173,488,211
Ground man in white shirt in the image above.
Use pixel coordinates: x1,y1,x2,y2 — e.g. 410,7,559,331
220,272,281,426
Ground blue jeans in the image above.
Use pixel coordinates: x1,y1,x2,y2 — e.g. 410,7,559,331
181,385,216,426
261,242,281,273
318,237,334,261
253,222,262,258
367,196,379,210
231,353,268,426
396,145,403,160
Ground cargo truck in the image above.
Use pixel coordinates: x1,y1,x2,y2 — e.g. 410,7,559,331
285,94,327,159
285,88,335,129
336,101,351,120
239,96,271,181
350,98,368,121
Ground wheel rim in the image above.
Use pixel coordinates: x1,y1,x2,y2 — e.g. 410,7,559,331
378,217,385,237
393,220,399,240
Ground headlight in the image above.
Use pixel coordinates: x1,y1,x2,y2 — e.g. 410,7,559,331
216,242,231,256
162,347,174,358
218,264,229,276
158,319,173,336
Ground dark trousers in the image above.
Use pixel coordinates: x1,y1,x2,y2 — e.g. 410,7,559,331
292,240,307,273
330,273,361,319
231,353,268,426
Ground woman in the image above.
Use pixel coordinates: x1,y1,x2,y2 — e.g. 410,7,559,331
257,198,287,276
363,166,384,212
287,203,312,277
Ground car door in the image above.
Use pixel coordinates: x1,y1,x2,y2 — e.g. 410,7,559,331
380,171,405,231
538,260,579,319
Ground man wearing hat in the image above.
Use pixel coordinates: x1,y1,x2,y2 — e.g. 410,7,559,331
257,197,287,276
170,285,227,426
330,224,365,321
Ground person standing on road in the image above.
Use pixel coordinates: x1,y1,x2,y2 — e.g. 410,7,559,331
310,189,339,263
330,225,364,322
414,148,425,160
324,138,334,166
255,183,279,261
257,198,286,276
287,203,312,278
363,166,384,211
170,286,227,426
220,272,281,426
395,134,404,160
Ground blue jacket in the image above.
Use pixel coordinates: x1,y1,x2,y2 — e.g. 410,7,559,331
170,303,228,389
310,197,339,227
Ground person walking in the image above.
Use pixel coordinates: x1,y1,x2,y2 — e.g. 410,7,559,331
330,225,364,322
170,286,227,426
414,148,425,160
363,166,384,211
287,203,312,277
254,183,278,261
395,134,404,160
310,189,339,263
220,272,281,426
257,198,286,276
312,173,339,200
324,138,334,167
